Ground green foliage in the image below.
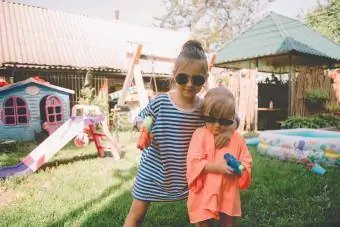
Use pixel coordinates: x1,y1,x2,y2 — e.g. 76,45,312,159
305,88,329,104
153,0,273,51
78,87,96,104
78,70,108,115
325,102,340,113
281,114,340,129
305,0,340,43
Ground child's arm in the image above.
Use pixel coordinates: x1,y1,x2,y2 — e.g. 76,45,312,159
133,96,160,130
238,138,253,190
187,128,233,192
204,162,234,175
186,128,208,192
133,96,160,150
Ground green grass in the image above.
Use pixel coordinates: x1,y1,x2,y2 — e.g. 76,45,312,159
1,134,340,227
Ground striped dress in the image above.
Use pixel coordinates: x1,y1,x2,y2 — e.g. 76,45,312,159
132,93,204,201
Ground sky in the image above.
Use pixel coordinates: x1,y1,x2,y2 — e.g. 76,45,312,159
14,0,322,27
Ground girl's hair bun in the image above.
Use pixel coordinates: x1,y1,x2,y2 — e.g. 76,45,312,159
182,40,204,52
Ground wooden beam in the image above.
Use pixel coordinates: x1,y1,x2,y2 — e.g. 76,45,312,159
126,52,176,63
117,44,143,106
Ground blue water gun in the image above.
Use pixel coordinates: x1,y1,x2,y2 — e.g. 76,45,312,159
224,153,245,174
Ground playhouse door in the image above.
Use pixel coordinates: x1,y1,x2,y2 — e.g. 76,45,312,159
41,95,63,135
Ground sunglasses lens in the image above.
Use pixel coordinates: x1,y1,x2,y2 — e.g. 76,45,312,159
175,74,205,86
175,74,188,85
192,75,205,86
202,115,234,126
219,119,234,126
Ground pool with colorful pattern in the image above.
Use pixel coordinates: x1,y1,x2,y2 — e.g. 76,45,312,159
257,128,340,166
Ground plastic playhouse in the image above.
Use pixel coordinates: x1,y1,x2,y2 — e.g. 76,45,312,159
0,104,120,179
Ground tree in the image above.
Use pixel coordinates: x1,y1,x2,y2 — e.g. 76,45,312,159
305,0,340,43
78,70,108,115
79,70,96,105
153,0,275,51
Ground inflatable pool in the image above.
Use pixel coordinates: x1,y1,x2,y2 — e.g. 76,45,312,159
257,128,340,166
246,137,259,147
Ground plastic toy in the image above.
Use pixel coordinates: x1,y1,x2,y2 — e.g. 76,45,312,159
0,104,120,179
224,153,245,174
302,157,326,175
137,116,153,150
0,77,74,141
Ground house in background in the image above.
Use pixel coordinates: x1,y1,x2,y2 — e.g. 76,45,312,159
0,1,189,107
0,77,74,141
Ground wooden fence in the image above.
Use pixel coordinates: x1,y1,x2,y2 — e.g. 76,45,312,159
292,66,336,116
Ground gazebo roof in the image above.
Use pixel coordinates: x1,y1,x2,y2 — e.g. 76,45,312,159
215,12,340,72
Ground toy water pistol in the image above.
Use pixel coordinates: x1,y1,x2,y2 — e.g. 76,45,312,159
302,157,326,175
137,116,154,150
224,153,245,174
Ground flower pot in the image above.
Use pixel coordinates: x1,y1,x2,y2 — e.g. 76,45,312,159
305,99,326,111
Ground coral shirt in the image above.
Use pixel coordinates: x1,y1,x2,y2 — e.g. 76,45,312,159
186,127,252,223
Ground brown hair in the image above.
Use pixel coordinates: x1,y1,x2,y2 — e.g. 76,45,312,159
202,87,236,119
172,40,208,80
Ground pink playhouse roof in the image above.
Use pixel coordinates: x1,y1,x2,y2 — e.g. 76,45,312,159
0,77,75,94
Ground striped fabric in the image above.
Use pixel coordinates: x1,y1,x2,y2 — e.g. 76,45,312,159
132,93,204,201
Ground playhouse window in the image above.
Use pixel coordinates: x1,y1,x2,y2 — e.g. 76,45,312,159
45,96,63,123
3,97,29,125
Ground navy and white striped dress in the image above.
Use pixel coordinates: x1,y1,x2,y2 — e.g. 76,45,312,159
132,93,204,201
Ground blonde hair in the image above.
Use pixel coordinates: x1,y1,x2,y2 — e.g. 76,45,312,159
202,87,236,119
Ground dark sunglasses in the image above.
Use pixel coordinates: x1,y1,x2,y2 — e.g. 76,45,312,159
201,115,235,126
175,73,206,86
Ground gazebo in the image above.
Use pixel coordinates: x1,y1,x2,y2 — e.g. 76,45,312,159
215,12,340,130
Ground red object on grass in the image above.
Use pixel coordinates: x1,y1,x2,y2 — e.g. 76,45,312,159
0,79,8,87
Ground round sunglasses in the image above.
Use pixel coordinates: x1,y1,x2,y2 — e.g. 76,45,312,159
175,73,206,86
201,115,235,126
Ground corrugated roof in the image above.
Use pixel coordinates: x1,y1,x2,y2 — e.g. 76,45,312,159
0,1,189,73
216,12,340,65
0,77,75,94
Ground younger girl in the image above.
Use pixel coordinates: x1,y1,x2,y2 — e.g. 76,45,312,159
186,87,253,227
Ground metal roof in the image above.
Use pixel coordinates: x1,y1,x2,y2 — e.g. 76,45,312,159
216,12,340,66
0,1,189,73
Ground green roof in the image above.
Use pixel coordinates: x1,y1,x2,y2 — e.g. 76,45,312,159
216,12,340,65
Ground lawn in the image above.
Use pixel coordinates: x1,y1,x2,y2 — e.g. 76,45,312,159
1,134,340,227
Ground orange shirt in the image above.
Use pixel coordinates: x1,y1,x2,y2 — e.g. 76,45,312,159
186,127,252,223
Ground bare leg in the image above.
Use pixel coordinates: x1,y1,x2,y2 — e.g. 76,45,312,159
195,219,214,227
124,199,150,227
220,213,234,227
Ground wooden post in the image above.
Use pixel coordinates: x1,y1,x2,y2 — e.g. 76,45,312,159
288,55,295,115
117,44,143,106
254,59,259,132
133,64,149,109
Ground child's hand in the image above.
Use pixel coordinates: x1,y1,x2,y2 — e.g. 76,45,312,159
223,165,235,175
215,131,232,148
137,125,153,150
216,159,234,175
215,120,237,148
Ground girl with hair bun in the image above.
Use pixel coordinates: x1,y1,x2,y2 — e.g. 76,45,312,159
124,40,233,226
